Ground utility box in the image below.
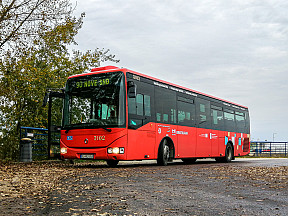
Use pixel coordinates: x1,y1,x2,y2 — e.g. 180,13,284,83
20,138,33,162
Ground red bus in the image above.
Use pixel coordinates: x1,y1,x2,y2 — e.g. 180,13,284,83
60,66,250,167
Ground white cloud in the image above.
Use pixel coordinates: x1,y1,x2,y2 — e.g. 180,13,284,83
71,0,288,141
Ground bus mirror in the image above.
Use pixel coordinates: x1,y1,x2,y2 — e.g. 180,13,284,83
42,92,49,107
127,81,137,98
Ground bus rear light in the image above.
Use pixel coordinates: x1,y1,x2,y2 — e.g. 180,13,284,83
107,147,125,154
60,147,67,154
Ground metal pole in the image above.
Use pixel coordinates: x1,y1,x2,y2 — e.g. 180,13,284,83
273,133,277,142
19,127,22,161
270,142,271,157
48,93,52,159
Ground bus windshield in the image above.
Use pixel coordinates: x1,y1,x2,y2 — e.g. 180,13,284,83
63,72,125,129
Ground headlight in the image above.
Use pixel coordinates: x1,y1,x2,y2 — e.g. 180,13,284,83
107,147,124,154
60,147,67,154
112,147,119,154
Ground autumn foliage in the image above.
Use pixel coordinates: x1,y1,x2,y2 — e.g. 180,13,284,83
0,0,119,160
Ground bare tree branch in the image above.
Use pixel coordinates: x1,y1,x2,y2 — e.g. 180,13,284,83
0,0,17,23
0,0,46,48
0,0,74,53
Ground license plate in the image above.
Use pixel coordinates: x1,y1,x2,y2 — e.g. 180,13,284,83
80,154,94,159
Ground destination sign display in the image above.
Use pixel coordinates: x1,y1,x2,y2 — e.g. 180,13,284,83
67,72,124,93
75,78,110,89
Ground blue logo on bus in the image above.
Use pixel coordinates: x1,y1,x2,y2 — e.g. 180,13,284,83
67,136,73,140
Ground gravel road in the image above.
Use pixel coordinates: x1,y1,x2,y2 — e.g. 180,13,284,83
0,158,287,216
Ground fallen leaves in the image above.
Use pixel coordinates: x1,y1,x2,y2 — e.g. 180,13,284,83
211,166,287,189
0,160,287,216
0,161,80,200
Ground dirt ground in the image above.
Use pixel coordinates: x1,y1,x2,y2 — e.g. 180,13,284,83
0,159,287,216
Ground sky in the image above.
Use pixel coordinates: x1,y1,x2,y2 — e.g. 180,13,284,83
70,0,288,141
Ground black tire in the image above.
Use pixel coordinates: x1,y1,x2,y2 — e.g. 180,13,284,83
224,144,233,163
215,144,233,163
157,139,170,166
107,160,119,167
182,158,197,164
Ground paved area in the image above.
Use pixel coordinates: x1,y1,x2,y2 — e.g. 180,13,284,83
118,158,288,167
0,158,287,216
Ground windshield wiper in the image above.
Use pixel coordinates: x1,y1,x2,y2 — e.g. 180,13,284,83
64,123,92,133
64,123,112,133
89,121,112,132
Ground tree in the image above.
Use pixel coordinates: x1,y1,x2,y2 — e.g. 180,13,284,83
0,0,73,54
0,1,119,160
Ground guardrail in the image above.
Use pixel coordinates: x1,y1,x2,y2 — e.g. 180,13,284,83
20,126,60,160
250,142,287,157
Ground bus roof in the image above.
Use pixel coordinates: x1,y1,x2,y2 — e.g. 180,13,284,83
68,66,248,109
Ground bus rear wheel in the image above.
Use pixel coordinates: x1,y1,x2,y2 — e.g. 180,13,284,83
224,144,233,162
107,160,119,167
215,144,233,163
157,140,170,166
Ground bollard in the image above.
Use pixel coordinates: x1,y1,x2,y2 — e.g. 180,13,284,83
19,138,33,162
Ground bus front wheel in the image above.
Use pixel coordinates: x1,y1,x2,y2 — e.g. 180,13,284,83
107,160,119,167
157,139,170,166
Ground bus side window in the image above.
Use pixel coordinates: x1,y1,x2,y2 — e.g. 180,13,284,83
144,95,151,116
235,111,245,133
136,94,144,115
196,98,211,129
177,100,196,126
128,97,136,114
224,109,235,132
155,87,176,124
129,93,151,116
211,105,224,131
157,113,161,121
245,111,250,134
128,93,153,128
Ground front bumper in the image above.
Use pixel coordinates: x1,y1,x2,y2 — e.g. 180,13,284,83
60,137,127,160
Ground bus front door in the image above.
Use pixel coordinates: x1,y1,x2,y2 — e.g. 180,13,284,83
127,122,156,160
